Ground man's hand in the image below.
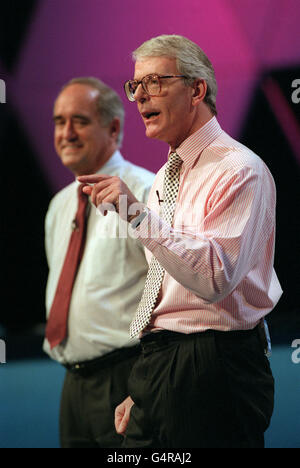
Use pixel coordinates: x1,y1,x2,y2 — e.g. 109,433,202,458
115,396,135,435
77,174,142,222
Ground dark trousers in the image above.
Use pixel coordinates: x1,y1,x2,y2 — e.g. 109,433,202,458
60,346,140,448
123,328,274,448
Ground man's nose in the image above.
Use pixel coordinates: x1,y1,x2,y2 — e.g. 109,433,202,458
134,83,149,103
63,121,77,140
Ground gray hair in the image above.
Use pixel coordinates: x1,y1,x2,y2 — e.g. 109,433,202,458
133,35,218,116
60,77,125,146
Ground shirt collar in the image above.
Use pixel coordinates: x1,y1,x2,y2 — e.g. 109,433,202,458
170,117,223,169
75,150,124,184
96,150,124,174
75,150,124,187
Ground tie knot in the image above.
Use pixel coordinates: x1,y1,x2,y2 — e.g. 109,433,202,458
167,152,182,173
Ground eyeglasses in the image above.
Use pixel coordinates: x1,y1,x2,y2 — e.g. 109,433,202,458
124,73,188,102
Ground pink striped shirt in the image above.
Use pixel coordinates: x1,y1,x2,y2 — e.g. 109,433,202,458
134,117,283,333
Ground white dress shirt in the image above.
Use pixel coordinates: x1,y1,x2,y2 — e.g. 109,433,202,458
43,151,155,364
133,118,283,334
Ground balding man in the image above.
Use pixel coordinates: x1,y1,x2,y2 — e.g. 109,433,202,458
43,77,154,448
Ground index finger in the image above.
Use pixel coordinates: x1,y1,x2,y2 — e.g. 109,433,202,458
77,174,112,184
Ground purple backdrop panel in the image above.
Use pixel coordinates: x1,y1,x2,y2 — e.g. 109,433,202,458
6,0,300,192
229,0,300,68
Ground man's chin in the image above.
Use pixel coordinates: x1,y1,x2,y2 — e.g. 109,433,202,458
59,154,84,172
145,127,169,145
145,126,162,141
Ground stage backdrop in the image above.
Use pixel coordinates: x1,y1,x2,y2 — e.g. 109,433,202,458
0,0,299,341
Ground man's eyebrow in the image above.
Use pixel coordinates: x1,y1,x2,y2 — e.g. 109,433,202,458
53,114,91,122
72,114,91,121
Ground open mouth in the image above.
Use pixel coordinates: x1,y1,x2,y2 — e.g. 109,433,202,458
143,111,161,120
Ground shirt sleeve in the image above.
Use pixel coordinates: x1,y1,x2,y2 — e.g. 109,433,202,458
134,165,276,303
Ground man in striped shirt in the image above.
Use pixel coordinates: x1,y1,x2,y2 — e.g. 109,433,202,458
79,35,283,448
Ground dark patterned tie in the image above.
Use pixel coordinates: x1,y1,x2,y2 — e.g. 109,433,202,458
130,152,183,338
46,185,89,349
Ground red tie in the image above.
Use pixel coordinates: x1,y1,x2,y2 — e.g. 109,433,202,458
46,185,89,349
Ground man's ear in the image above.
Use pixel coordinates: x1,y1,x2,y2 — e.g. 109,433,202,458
192,79,207,106
110,117,121,141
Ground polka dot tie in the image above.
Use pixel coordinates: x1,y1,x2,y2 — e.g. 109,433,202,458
130,152,183,338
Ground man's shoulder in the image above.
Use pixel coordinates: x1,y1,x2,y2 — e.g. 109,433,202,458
115,158,155,199
209,131,269,176
119,158,155,183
